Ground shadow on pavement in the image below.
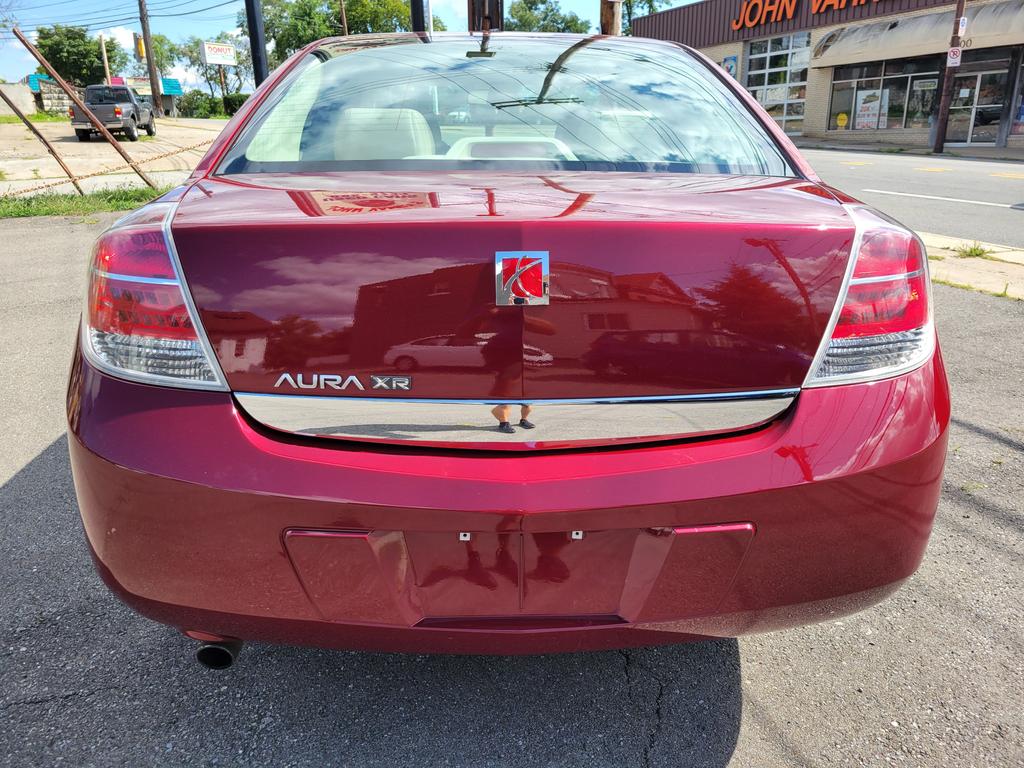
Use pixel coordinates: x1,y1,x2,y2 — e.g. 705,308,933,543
0,437,742,768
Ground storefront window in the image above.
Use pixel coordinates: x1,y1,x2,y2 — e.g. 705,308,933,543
829,81,855,130
746,35,808,135
830,57,940,131
905,75,940,129
881,78,908,129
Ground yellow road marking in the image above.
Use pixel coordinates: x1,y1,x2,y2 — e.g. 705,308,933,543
991,172,1024,179
841,161,872,166
915,167,952,172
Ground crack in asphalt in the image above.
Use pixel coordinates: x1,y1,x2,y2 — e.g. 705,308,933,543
618,649,666,768
2,686,116,711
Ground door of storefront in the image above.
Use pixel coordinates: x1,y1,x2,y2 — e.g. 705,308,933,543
947,71,1009,144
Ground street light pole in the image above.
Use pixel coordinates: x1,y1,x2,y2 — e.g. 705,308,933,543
932,0,968,153
137,0,162,115
411,0,426,33
244,0,270,86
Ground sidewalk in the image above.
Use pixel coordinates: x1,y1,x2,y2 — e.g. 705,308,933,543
920,232,1024,300
795,137,1024,163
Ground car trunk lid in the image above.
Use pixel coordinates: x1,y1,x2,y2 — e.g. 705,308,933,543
171,172,854,446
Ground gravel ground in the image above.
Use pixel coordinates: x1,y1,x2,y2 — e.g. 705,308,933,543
0,215,1020,767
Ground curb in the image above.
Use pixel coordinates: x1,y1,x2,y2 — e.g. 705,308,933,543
919,232,1024,300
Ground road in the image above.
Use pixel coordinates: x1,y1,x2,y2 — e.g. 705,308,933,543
0,215,1021,767
803,148,1024,247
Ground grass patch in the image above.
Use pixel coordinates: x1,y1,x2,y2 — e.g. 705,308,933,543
0,112,69,124
928,253,945,261
954,241,994,259
933,277,1021,301
0,186,170,218
0,170,6,182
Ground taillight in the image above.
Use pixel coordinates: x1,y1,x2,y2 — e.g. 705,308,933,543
805,207,934,386
81,203,225,389
114,106,122,117
68,107,75,118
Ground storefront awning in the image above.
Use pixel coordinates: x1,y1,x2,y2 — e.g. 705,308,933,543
812,0,1024,68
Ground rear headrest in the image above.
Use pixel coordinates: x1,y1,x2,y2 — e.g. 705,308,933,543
334,108,436,160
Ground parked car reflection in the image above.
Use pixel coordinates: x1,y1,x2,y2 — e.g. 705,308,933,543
582,329,809,389
382,333,554,372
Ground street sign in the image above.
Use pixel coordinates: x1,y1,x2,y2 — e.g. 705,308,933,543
958,16,968,37
946,47,962,68
201,41,237,67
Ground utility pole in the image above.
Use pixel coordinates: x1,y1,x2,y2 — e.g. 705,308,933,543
467,0,502,31
338,0,349,35
99,33,111,85
932,0,968,153
600,0,622,35
244,0,269,86
137,0,162,115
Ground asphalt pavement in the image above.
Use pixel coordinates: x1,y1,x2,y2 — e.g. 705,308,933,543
803,149,1024,247
0,215,1021,767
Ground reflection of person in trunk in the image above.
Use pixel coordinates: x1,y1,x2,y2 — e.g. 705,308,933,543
475,308,555,434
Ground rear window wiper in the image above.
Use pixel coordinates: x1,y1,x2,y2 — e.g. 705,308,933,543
489,97,582,110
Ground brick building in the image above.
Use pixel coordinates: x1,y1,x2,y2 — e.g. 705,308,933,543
633,0,1024,148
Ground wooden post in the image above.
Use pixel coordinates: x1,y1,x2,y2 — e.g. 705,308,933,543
0,88,84,196
932,0,968,153
11,27,158,190
99,34,111,85
600,0,622,35
137,0,162,112
339,0,349,35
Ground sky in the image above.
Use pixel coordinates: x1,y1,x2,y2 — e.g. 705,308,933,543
0,0,694,88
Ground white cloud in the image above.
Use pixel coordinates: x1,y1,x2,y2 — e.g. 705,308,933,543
168,63,204,90
95,25,136,55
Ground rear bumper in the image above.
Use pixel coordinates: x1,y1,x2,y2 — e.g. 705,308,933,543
68,347,950,654
71,121,124,130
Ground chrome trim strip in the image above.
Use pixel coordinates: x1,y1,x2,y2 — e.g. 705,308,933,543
161,198,230,391
849,269,923,285
235,391,796,448
236,389,799,406
801,203,863,388
93,270,180,286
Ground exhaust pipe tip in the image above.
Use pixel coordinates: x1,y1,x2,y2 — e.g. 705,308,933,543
195,639,243,669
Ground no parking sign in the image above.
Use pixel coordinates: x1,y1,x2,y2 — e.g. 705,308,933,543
947,47,962,67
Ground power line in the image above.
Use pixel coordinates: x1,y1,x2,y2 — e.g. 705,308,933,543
11,0,239,25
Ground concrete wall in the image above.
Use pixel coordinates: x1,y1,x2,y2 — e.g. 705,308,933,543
0,84,36,117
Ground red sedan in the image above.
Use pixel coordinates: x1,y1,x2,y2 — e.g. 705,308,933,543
67,33,949,669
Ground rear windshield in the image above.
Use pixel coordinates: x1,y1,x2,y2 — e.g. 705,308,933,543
218,35,793,177
85,86,130,104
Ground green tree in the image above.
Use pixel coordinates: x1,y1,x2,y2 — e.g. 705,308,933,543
504,0,589,33
34,25,129,86
622,0,667,35
131,33,179,78
239,0,446,68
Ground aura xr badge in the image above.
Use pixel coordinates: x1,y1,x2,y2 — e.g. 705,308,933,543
495,251,549,306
